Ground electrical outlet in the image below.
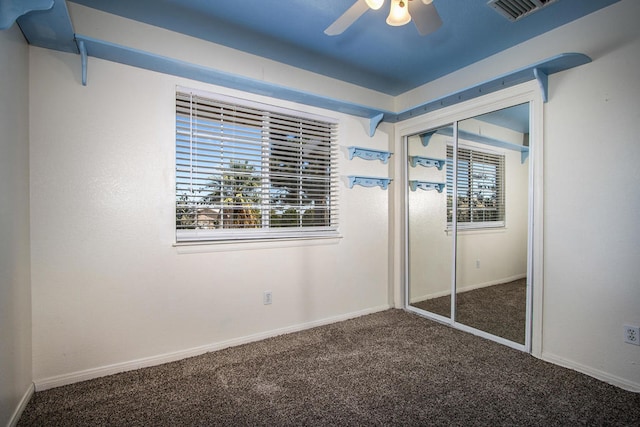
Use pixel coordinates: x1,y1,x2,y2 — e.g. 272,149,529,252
263,291,272,305
623,324,640,345
476,260,480,269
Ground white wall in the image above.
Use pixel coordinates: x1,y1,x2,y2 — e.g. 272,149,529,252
0,24,33,424
541,1,640,391
29,45,391,387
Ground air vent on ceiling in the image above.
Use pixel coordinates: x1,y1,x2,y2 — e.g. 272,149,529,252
488,0,559,22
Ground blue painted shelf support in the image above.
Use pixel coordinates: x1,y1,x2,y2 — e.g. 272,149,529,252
348,146,392,164
348,176,392,190
409,180,446,193
78,39,87,86
369,113,384,137
420,126,530,164
534,68,548,103
420,130,437,147
409,156,446,170
0,0,53,30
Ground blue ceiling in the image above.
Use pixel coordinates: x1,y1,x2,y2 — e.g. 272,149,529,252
66,0,619,96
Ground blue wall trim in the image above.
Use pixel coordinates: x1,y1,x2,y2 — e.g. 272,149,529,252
74,35,391,122
72,35,591,130
0,0,52,30
389,53,591,123
15,0,75,52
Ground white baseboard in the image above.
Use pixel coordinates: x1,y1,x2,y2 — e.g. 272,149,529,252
410,273,526,303
541,352,640,393
34,304,391,391
8,382,34,427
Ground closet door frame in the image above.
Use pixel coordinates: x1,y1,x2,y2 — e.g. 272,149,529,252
398,81,543,356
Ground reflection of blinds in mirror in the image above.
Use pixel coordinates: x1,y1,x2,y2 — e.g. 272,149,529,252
446,145,505,227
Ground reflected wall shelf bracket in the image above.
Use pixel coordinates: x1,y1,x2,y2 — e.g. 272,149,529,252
409,156,445,170
421,127,530,164
348,176,392,190
348,146,392,164
369,113,384,137
420,131,437,147
534,68,548,102
409,180,445,193
78,39,87,86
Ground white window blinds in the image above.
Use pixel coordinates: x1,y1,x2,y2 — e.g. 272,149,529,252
447,145,505,226
176,90,339,242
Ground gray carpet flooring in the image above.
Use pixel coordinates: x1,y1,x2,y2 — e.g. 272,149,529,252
19,309,639,426
411,279,527,344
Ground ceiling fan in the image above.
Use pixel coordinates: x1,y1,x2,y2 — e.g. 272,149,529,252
324,0,442,36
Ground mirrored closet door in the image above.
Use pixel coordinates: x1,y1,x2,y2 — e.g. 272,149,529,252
407,103,531,350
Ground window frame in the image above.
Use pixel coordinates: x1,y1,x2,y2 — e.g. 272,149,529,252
175,88,339,243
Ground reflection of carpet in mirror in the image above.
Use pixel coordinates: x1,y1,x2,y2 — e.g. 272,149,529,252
411,278,526,344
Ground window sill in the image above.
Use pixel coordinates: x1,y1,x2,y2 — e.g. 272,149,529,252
174,233,343,254
445,225,507,236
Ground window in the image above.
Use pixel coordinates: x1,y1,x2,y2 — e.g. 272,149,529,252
176,89,339,242
446,145,505,228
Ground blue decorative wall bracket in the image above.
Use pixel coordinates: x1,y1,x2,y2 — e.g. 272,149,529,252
409,156,446,170
78,39,87,86
409,180,446,193
0,0,53,30
369,113,384,137
348,176,392,190
534,67,548,103
348,146,393,164
421,126,530,164
420,130,437,147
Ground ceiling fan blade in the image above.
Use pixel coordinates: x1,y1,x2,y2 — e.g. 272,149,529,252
324,0,370,36
411,1,443,36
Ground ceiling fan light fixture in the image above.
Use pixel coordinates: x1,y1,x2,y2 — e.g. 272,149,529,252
386,0,411,26
365,0,385,10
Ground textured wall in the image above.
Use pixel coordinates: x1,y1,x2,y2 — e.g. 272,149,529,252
29,45,391,386
541,0,640,391
0,24,32,424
